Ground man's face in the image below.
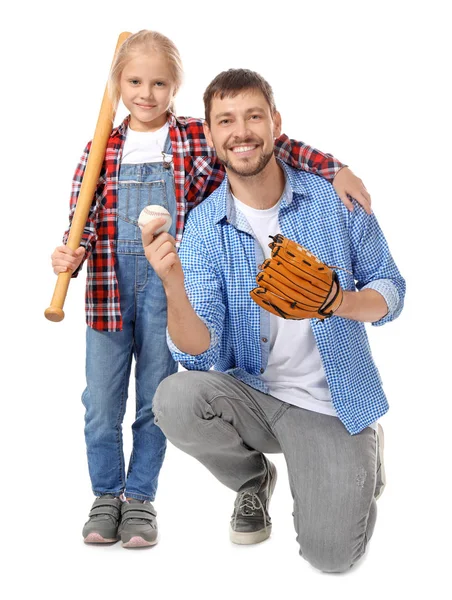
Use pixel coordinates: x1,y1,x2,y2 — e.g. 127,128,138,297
204,89,281,177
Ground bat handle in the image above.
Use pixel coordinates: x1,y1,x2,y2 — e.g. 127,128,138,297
44,271,72,321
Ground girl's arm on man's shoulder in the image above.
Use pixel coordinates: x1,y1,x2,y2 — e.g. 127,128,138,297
274,134,372,214
179,118,371,214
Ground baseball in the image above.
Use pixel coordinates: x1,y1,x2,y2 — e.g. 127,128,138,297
138,205,172,233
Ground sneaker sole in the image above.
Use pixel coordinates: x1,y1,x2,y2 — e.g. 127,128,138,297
122,536,158,548
229,524,273,545
84,532,119,544
230,461,277,545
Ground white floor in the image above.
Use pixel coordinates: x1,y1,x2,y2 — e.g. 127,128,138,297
4,351,449,599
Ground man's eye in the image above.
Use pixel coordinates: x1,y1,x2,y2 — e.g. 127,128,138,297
219,119,230,125
250,115,262,120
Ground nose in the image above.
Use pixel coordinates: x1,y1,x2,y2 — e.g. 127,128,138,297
232,118,251,141
140,84,154,100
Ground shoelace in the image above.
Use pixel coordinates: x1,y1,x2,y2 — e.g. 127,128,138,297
232,491,268,534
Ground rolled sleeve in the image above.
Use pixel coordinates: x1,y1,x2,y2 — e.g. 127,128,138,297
166,317,220,370
362,279,402,326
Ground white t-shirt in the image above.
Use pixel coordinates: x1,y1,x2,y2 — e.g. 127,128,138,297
121,122,173,165
233,194,339,419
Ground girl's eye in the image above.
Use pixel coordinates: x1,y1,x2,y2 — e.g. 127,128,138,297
130,80,140,85
155,81,165,87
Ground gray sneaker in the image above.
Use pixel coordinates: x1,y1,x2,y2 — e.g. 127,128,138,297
82,495,121,543
375,423,386,500
230,459,277,545
118,499,158,548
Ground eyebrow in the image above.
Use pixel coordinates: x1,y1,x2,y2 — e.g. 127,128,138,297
124,74,168,80
214,112,233,120
214,107,266,119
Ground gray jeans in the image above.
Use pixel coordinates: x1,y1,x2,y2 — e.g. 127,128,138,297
153,370,378,573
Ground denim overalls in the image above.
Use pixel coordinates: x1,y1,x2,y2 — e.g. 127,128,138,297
82,135,178,501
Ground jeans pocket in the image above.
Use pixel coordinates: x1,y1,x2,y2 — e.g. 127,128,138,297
117,180,168,226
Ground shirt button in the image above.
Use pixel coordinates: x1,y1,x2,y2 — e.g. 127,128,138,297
260,368,264,374
262,337,268,343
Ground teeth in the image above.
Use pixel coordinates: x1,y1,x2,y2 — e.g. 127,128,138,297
233,146,255,153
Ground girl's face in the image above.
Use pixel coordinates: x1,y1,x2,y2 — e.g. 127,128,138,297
120,53,177,132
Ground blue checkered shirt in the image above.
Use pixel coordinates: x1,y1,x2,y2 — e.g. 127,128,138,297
168,162,405,434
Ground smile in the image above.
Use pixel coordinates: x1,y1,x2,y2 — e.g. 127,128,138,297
231,145,258,154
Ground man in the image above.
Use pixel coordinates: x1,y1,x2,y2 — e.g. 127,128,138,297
143,69,405,573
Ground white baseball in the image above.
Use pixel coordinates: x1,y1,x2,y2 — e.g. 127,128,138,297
138,205,172,233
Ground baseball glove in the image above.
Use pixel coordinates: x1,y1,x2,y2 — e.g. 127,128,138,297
250,234,344,320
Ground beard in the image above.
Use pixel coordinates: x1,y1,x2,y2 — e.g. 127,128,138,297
218,138,274,178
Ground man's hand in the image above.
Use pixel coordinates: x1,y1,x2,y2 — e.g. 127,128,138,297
142,218,211,355
51,245,85,274
141,218,184,290
333,167,372,215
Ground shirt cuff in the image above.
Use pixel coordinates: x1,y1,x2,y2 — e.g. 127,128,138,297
166,318,219,370
362,279,400,326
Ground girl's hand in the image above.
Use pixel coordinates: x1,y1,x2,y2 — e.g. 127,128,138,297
51,245,86,274
333,167,372,215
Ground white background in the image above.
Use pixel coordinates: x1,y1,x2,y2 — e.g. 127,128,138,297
2,0,451,598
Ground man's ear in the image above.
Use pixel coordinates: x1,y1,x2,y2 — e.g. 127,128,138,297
273,111,282,140
203,121,215,148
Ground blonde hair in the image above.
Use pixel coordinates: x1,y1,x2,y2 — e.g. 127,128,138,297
108,30,183,113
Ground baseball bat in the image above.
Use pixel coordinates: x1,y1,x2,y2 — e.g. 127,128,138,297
45,31,132,322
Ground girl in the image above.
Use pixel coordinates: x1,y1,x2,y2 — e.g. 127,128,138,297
51,30,371,548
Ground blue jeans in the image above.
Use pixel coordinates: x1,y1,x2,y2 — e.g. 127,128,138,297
82,149,178,501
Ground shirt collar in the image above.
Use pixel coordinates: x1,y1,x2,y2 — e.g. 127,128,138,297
213,160,307,226
111,111,181,139
110,115,130,140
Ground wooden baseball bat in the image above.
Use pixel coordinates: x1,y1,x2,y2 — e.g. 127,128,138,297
45,31,132,322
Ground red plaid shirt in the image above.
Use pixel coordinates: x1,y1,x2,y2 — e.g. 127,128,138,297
64,114,345,331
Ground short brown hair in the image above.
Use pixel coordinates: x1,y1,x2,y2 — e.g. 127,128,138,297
203,69,276,126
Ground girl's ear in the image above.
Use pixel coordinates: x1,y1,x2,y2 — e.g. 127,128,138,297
169,89,178,114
